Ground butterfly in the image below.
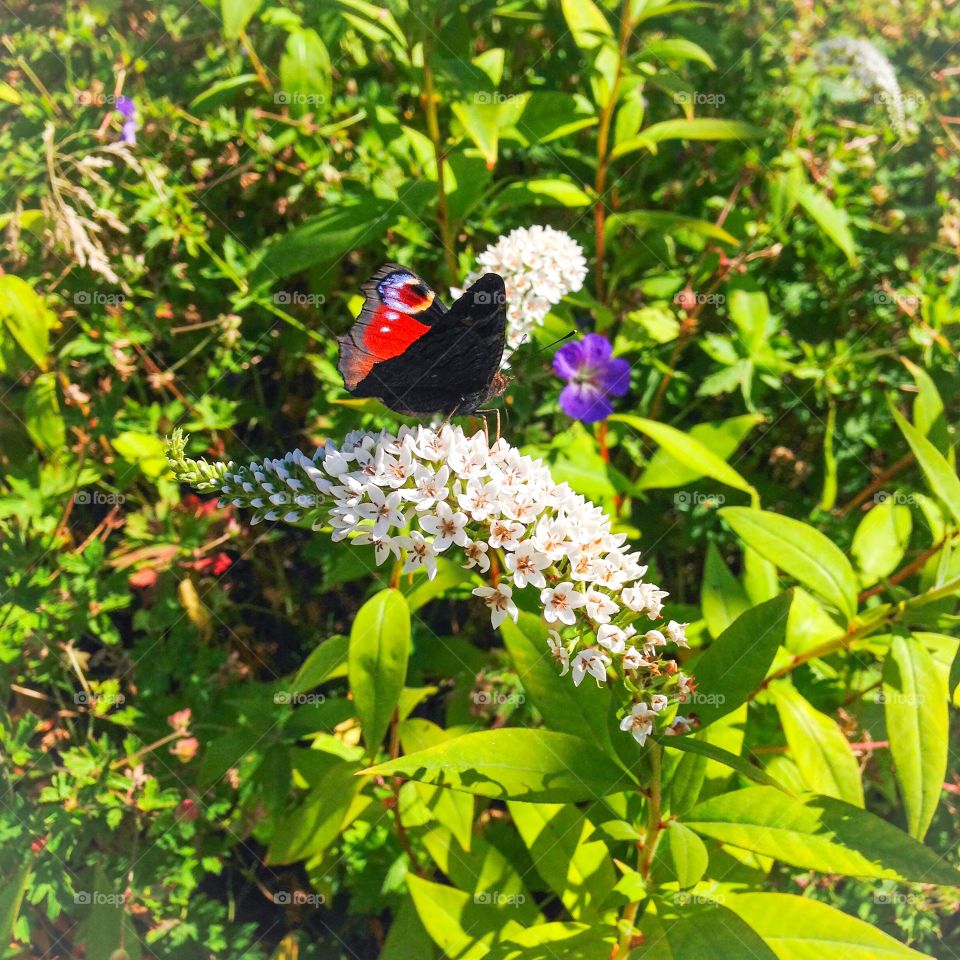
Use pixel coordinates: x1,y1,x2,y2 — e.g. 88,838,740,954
337,263,509,418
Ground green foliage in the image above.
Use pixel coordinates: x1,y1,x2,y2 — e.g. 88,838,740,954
1,0,959,957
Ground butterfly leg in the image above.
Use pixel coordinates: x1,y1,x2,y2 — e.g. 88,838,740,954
475,407,501,444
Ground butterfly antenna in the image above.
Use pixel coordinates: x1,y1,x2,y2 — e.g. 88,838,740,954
527,330,576,355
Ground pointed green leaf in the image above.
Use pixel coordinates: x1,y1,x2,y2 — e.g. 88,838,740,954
611,415,756,497
720,507,858,622
685,786,960,884
348,589,410,754
890,403,960,526
365,729,634,803
769,681,864,806
684,591,793,729
883,633,949,841
701,542,751,638
725,892,928,959
851,497,912,587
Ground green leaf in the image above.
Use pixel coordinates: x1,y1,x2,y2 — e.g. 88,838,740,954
725,892,929,959
0,862,30,947
640,37,715,69
792,182,858,266
266,759,362,864
638,899,779,959
114,430,169,479
637,414,762,492
495,178,592,209
611,415,756,497
220,0,261,38
0,274,52,369
290,634,349,696
769,681,864,806
253,195,394,283
560,0,613,50
684,786,960,883
883,633,949,841
605,210,738,246
452,101,501,168
701,542,751,638
406,874,525,960
890,403,960,526
851,497,912,587
279,28,331,118
24,372,64,455
508,801,615,920
500,612,618,762
612,118,764,159
719,507,858,623
190,73,260,110
348,589,410,754
420,827,536,922
365,729,634,803
658,734,790,793
684,592,793,729
652,821,708,889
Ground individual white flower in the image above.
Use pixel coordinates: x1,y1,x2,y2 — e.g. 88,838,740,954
664,620,689,648
531,517,571,561
650,694,669,712
379,445,415,488
584,586,619,624
462,538,490,573
571,647,610,687
406,464,450,511
668,716,695,735
472,584,518,629
547,630,569,676
420,502,469,551
458,478,500,521
352,530,397,566
396,531,438,580
642,629,667,658
540,582,587,626
488,518,525,551
504,541,551,589
355,486,406,539
621,646,649,672
619,702,658,745
597,624,630,654
622,582,669,619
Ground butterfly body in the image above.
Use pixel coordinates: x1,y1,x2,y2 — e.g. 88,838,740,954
338,264,508,417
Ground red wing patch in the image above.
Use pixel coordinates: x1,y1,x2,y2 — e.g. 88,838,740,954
338,265,440,389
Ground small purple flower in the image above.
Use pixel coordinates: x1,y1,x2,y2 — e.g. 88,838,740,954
115,96,137,145
553,333,630,423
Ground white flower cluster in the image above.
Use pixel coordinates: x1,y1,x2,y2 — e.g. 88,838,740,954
462,225,588,351
814,36,906,136
166,426,692,745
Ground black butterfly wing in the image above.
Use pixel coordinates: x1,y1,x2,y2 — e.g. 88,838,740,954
337,263,448,391
346,273,507,416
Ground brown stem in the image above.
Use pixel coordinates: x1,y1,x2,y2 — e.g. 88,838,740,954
834,452,915,517
593,0,633,303
387,709,426,876
613,744,661,958
857,531,959,602
421,44,457,286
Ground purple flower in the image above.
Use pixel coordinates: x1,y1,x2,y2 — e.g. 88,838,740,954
553,333,630,423
115,96,137,145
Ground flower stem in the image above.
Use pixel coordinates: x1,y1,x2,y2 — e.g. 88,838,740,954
421,41,457,286
614,743,662,957
593,0,634,303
